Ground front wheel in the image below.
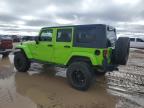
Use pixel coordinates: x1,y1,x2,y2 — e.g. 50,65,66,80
14,52,30,72
66,62,95,91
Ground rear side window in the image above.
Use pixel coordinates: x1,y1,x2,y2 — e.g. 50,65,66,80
76,28,96,43
56,29,72,42
136,38,144,42
40,30,53,41
130,38,135,42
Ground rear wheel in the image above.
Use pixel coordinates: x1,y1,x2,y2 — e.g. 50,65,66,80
66,62,95,91
14,52,30,72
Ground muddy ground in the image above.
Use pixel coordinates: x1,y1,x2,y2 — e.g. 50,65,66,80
0,49,144,108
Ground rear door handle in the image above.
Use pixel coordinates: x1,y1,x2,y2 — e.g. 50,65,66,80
48,44,53,47
64,45,70,48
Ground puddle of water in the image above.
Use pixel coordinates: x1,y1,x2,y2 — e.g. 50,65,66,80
0,49,144,108
15,72,117,108
0,74,37,108
0,55,37,108
0,55,117,108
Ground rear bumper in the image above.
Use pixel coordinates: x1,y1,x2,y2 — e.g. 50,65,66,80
103,64,119,72
95,57,119,72
102,57,118,72
0,49,12,54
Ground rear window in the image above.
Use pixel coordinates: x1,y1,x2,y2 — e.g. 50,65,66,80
107,29,117,47
107,31,116,40
76,28,96,43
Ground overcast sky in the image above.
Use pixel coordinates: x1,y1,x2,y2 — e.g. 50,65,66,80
0,0,144,36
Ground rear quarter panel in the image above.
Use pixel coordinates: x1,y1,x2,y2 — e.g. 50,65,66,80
65,47,112,66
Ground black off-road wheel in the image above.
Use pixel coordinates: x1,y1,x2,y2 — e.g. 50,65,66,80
66,62,95,91
114,37,130,65
14,52,30,72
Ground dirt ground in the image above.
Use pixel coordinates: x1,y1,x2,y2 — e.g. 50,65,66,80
0,48,144,108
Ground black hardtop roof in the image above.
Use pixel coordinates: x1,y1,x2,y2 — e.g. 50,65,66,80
42,24,114,29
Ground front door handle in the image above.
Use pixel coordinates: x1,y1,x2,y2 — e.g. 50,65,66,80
48,44,53,47
64,45,70,48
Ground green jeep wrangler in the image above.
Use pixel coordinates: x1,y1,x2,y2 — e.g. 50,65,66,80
14,24,130,90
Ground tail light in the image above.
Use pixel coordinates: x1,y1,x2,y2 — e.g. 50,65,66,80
103,49,108,57
1,40,13,49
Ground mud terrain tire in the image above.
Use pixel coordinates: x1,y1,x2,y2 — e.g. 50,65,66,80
115,37,130,65
67,62,95,91
14,52,30,72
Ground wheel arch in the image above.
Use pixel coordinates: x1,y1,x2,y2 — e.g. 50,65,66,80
14,45,33,59
66,55,94,66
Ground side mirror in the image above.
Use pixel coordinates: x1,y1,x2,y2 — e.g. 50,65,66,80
35,37,39,44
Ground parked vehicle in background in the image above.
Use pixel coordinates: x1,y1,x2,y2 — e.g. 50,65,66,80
22,36,35,41
11,35,20,42
14,24,130,91
130,37,144,49
0,36,13,56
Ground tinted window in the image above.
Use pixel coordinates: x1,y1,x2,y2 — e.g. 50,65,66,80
130,38,135,41
74,25,107,48
107,31,116,40
107,30,117,47
136,38,144,42
40,30,53,41
57,29,72,42
76,28,96,43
